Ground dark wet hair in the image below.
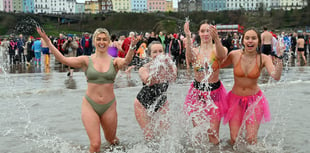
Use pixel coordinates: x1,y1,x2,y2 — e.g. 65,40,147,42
241,28,263,69
111,34,118,42
241,28,261,53
196,19,213,44
263,26,268,30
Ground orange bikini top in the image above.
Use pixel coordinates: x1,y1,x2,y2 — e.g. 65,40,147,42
234,54,260,79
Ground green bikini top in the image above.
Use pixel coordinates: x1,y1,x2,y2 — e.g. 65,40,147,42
85,57,117,84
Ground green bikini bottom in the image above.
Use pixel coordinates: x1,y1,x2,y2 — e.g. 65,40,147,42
85,95,116,116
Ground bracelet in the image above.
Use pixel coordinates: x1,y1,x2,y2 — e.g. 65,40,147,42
130,45,136,50
275,55,283,59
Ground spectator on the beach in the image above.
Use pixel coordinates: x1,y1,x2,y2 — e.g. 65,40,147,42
119,32,135,58
232,33,241,50
16,34,25,63
62,35,78,76
108,34,123,58
81,32,93,56
303,32,309,58
25,36,34,66
297,33,307,65
261,26,273,56
32,38,42,67
291,32,297,58
169,33,182,67
57,33,66,55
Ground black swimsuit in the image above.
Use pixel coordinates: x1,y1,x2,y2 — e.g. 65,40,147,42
193,80,221,91
136,82,169,112
298,48,305,52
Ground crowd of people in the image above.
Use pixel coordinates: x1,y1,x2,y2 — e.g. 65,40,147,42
0,23,309,153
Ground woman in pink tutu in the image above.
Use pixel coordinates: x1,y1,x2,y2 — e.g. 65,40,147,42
183,19,228,144
221,28,284,145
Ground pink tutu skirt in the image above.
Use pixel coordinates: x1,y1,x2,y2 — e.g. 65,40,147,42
184,81,227,120
223,90,271,125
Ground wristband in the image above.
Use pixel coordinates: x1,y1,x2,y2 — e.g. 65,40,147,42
130,45,136,50
275,55,283,59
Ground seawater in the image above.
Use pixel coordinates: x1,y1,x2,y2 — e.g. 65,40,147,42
0,57,310,153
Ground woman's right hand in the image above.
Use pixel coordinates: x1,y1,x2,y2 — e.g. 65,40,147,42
184,21,191,36
36,27,50,43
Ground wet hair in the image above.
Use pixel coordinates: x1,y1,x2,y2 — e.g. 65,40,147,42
241,28,263,69
298,33,303,38
92,28,110,46
241,28,261,52
111,34,118,42
263,26,268,30
147,41,162,56
195,19,212,45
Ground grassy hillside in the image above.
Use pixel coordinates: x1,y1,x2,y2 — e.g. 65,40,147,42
1,4,309,38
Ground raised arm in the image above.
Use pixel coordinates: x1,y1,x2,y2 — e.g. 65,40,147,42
220,50,236,68
209,26,227,61
36,27,87,69
114,37,139,70
264,41,284,81
184,21,194,64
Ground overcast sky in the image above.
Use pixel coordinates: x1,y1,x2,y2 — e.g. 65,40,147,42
76,0,178,8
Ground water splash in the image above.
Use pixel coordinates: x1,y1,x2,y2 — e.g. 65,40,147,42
0,61,86,153
147,54,177,86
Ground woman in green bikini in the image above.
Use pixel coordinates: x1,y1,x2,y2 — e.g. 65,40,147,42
37,27,138,153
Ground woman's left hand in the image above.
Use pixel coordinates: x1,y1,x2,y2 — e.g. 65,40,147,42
36,26,50,43
209,25,219,41
130,37,139,48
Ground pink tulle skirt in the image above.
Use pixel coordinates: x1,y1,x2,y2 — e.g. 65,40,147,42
184,81,228,120
223,90,271,125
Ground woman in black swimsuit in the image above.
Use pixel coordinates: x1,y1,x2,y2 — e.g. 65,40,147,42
134,41,177,140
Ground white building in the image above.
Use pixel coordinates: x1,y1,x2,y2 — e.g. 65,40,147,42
0,0,3,12
279,0,307,10
34,0,76,14
226,0,307,11
34,0,51,13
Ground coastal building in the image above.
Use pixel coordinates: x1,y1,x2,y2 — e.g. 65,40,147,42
131,0,147,12
148,0,166,12
279,0,308,10
0,0,3,12
3,0,13,12
23,0,35,13
112,0,131,12
75,2,85,14
165,0,173,12
202,0,226,11
85,0,99,13
96,0,113,12
13,0,22,12
178,0,202,12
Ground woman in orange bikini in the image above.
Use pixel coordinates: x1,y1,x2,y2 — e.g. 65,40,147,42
183,19,228,144
37,27,138,153
221,28,284,145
